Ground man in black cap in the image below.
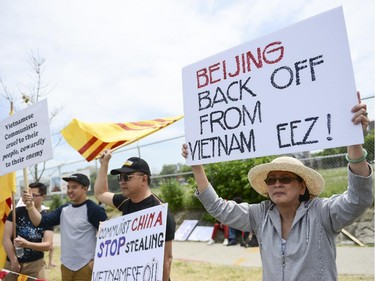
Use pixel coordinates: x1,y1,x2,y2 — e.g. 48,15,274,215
94,149,176,281
22,173,107,281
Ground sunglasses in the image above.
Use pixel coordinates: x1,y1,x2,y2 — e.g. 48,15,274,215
117,174,142,182
264,176,300,186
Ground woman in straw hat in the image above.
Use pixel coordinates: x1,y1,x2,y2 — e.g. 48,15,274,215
181,95,373,281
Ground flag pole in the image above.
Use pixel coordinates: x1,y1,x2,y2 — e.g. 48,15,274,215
9,102,17,241
23,168,29,191
11,192,16,242
136,142,141,158
16,167,29,240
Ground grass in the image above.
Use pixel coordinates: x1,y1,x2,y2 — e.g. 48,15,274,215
319,166,348,197
45,246,374,281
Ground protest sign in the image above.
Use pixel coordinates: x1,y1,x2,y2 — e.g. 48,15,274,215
0,99,53,175
49,176,62,193
182,7,363,165
92,204,168,281
174,220,198,241
187,226,214,242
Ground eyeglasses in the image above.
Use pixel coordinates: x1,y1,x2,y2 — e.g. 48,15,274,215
117,174,143,182
264,176,300,186
32,194,43,197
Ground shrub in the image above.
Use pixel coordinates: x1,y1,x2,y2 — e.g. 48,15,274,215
205,157,272,204
159,179,184,212
49,195,63,211
183,183,204,210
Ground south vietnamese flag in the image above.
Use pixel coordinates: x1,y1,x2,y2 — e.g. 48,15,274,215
61,115,183,162
0,103,17,268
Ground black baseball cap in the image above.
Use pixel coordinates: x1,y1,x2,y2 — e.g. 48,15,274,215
62,173,90,187
110,157,151,176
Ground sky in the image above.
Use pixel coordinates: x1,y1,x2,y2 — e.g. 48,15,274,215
0,0,374,176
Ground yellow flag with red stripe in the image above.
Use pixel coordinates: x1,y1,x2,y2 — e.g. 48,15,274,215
17,273,28,281
61,115,183,162
0,197,13,268
0,172,16,202
0,174,15,267
0,170,16,269
0,102,16,201
0,103,17,268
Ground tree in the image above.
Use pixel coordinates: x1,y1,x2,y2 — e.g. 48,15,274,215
159,164,178,175
0,51,64,183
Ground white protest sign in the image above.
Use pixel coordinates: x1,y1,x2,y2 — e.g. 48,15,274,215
0,99,53,175
92,204,168,281
49,176,62,194
174,219,198,241
182,7,363,165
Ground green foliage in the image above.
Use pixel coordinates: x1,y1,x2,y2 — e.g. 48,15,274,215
107,174,120,192
204,156,273,204
159,163,193,175
314,147,346,156
159,179,185,212
319,167,348,197
178,163,193,173
159,164,178,175
201,212,216,223
48,195,63,211
319,163,374,198
89,171,119,194
183,185,203,210
156,164,194,188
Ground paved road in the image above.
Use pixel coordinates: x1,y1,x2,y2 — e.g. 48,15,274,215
53,234,374,276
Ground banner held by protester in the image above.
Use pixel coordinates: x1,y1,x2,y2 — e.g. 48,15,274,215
182,7,363,165
0,99,53,176
92,204,168,281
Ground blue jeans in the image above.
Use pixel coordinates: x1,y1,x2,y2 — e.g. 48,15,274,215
228,227,238,242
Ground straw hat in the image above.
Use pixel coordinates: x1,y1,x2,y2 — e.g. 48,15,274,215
248,156,325,197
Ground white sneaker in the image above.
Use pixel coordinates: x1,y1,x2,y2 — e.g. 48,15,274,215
222,238,229,246
207,239,215,245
